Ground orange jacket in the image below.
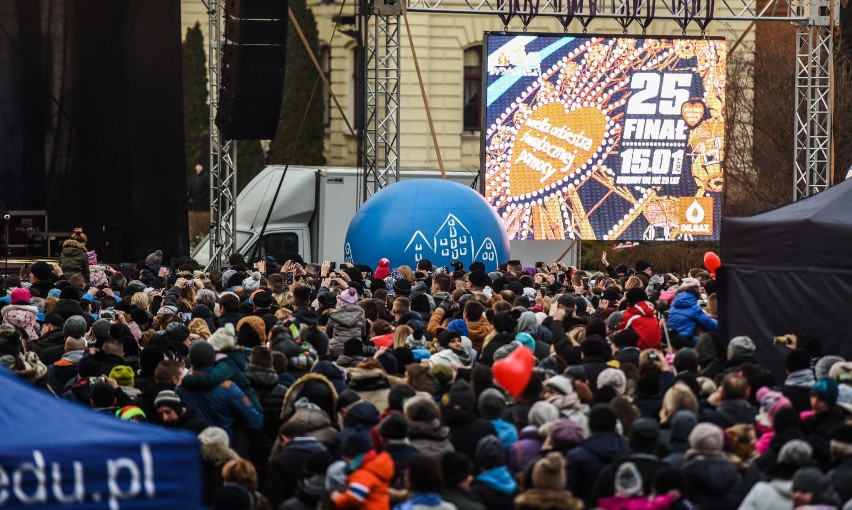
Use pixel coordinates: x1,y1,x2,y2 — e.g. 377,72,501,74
333,451,395,510
466,317,493,351
427,308,450,336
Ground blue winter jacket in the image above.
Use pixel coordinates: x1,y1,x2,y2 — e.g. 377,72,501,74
177,368,263,439
667,291,718,341
490,418,518,449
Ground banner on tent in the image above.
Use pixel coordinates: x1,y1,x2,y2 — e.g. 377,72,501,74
482,33,726,242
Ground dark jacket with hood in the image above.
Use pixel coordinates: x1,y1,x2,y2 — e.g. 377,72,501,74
407,419,454,458
265,437,326,509
566,432,629,507
246,364,287,440
700,398,756,428
30,328,66,359
291,306,319,327
469,466,518,510
443,380,497,460
479,332,516,366
326,304,367,357
681,454,740,510
667,290,717,339
29,279,55,299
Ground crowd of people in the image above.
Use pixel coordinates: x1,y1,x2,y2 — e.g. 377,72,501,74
2,230,851,510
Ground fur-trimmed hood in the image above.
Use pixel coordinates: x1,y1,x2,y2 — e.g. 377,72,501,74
1,304,38,315
515,489,584,510
61,239,87,251
280,372,339,421
2,304,39,340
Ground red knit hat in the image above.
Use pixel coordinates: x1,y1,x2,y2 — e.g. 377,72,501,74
374,258,390,280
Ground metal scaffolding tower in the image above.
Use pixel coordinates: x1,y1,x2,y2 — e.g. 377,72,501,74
361,0,402,202
207,0,238,271
793,0,837,199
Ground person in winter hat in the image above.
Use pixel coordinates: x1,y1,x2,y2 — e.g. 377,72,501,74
375,259,391,281
440,452,485,510
477,388,517,449
596,461,680,510
514,452,583,510
443,379,496,459
332,425,395,510
542,375,589,437
430,330,472,368
680,422,739,510
145,249,163,269
617,288,661,350
242,272,261,292
737,439,814,510
327,288,367,358
2,288,39,341
0,323,47,384
666,282,717,344
469,435,518,510
566,404,628,508
805,377,847,452
180,323,262,414
754,387,793,455
791,467,841,508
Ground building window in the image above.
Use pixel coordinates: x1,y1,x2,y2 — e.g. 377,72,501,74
320,45,331,127
463,45,482,132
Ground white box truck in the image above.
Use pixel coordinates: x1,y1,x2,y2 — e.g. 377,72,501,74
191,166,578,267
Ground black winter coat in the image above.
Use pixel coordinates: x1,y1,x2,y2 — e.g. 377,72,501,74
480,333,515,366
246,364,286,440
448,417,497,461
829,455,852,504
264,438,326,509
566,432,628,508
681,456,740,510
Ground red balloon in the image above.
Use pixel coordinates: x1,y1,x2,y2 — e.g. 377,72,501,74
703,251,721,273
492,346,534,397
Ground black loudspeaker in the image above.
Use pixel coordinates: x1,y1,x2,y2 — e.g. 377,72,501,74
215,0,288,140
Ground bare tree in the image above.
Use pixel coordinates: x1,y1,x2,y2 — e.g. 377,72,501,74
724,23,796,217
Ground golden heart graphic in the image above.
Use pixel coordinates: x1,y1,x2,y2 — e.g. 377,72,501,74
508,102,607,200
681,101,705,128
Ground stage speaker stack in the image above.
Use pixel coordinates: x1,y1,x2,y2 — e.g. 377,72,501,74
215,0,288,140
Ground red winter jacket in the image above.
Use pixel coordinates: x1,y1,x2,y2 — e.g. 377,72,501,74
618,301,662,350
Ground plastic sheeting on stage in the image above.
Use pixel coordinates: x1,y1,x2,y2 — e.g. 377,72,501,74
720,178,852,378
0,368,205,509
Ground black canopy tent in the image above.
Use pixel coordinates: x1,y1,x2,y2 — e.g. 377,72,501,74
719,178,852,379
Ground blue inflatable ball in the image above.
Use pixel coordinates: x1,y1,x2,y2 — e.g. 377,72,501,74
344,179,510,273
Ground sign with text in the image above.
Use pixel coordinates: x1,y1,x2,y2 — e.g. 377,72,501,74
482,34,726,241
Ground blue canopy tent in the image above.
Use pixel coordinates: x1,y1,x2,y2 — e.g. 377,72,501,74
0,368,205,509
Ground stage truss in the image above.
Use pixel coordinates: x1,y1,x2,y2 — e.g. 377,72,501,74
205,0,838,266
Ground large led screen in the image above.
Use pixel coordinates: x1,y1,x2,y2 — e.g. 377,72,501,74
482,34,726,241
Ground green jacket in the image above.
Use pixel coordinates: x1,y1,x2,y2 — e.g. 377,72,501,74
59,239,90,279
